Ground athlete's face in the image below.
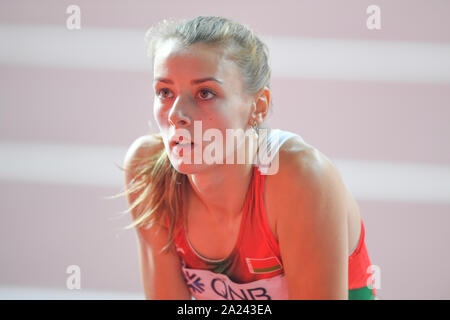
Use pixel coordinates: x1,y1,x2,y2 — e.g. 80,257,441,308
153,38,256,173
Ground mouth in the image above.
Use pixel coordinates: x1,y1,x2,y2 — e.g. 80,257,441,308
170,139,195,157
170,138,195,149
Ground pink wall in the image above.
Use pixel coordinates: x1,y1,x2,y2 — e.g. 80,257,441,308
1,0,449,299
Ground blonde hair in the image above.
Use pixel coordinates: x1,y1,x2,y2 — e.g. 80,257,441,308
110,16,273,253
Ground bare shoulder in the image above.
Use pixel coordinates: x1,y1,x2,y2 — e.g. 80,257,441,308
265,136,354,238
124,133,164,170
280,138,356,212
269,135,330,192
123,133,166,226
281,138,333,178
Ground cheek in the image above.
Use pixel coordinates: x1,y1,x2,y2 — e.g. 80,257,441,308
153,103,167,126
222,100,249,129
204,116,231,132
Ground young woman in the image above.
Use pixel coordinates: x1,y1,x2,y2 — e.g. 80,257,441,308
120,16,376,300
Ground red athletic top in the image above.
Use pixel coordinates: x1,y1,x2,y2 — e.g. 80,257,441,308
164,129,376,300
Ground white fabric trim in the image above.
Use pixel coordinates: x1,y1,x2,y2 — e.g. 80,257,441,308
181,266,288,300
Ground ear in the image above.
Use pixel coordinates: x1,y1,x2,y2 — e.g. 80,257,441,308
250,87,271,126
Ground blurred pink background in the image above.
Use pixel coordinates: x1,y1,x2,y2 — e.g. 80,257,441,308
0,0,449,299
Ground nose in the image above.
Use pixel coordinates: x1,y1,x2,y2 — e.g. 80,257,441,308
168,94,192,128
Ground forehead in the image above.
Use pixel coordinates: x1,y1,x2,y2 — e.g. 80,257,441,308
153,38,240,84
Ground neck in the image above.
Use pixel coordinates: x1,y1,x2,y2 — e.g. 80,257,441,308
187,163,254,223
186,135,259,223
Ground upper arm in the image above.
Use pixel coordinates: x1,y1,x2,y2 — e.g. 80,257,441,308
123,134,191,300
123,134,162,186
135,222,191,300
275,148,349,299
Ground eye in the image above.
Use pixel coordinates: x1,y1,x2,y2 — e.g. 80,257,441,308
156,88,216,101
156,88,173,100
197,88,216,101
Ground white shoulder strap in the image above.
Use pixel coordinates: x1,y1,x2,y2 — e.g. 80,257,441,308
255,128,304,175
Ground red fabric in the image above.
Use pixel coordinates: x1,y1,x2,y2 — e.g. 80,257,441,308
165,165,376,296
169,166,283,284
348,218,377,297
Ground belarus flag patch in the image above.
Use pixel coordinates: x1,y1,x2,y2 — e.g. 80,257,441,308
246,257,283,274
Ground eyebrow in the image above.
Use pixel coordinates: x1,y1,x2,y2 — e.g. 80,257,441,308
153,77,223,85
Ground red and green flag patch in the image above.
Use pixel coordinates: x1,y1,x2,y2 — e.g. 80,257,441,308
246,257,283,274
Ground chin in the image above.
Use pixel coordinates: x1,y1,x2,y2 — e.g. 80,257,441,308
169,155,226,175
171,163,199,175
168,152,202,174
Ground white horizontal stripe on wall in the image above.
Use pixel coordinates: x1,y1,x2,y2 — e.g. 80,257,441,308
0,141,126,188
0,24,148,71
0,141,449,204
334,159,450,204
1,24,450,83
0,285,144,300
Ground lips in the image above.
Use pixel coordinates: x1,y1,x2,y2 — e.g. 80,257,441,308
169,136,194,149
170,138,195,157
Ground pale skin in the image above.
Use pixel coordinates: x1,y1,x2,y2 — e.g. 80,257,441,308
126,37,363,299
152,38,264,223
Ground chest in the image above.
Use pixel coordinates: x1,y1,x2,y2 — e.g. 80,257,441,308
185,177,278,261
185,174,360,260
